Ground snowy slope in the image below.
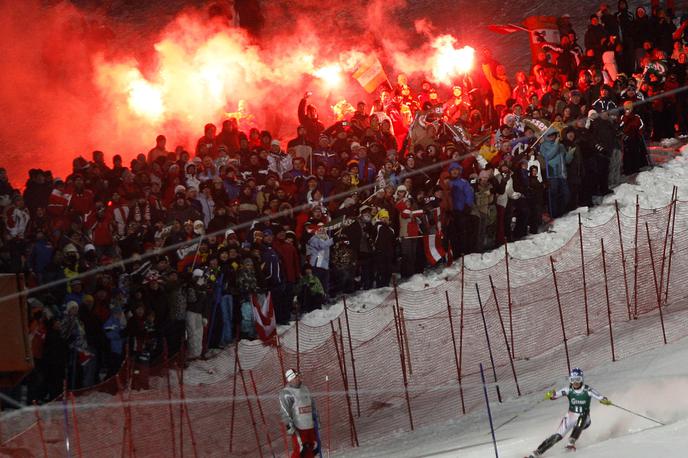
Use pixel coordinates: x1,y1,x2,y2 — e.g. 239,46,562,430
336,326,688,457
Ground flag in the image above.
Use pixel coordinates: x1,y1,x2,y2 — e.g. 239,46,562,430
352,57,388,94
487,24,523,34
252,293,276,344
424,233,446,266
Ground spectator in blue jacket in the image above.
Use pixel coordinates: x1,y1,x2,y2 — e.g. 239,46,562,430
448,162,475,256
540,129,574,218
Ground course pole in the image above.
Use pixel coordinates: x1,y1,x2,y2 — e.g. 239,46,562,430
601,239,616,362
445,290,466,414
479,363,500,458
476,283,502,403
645,222,668,345
550,257,572,375
614,201,632,320
488,276,521,396
578,214,591,334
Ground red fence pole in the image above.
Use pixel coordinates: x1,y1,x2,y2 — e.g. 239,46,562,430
488,276,521,396
178,347,198,458
550,257,572,375
614,201,632,320
445,290,466,415
578,214,591,334
504,243,514,358
337,318,360,446
645,222,668,345
475,283,502,403
329,321,359,446
33,401,48,458
236,356,264,458
69,393,83,458
229,342,239,453
326,374,331,456
280,424,289,458
399,307,413,375
659,187,677,306
116,375,131,458
342,297,361,417
459,257,466,404
633,195,640,318
600,239,616,362
275,334,286,385
249,370,276,458
295,318,300,373
163,341,177,458
664,190,678,305
392,279,407,376
391,304,415,430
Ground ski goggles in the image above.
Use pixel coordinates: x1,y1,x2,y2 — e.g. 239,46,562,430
569,375,583,384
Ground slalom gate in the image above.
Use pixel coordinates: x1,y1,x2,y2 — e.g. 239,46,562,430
2,191,688,457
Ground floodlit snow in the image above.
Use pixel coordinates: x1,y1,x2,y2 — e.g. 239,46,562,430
335,311,688,458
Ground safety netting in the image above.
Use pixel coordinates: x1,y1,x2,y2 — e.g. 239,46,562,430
2,195,688,457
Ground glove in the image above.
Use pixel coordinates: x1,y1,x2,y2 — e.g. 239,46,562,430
286,423,296,435
600,398,612,406
202,318,208,327
545,390,555,400
512,192,522,200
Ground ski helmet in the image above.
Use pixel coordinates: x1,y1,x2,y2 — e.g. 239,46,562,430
569,368,584,385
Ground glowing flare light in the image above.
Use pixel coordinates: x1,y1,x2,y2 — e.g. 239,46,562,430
127,75,165,121
313,63,344,88
430,35,475,83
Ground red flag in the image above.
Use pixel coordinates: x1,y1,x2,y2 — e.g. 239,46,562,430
487,24,523,34
424,233,447,266
252,293,276,344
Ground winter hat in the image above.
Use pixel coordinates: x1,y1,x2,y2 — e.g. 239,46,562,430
350,142,361,151
377,208,390,219
65,301,79,313
395,185,408,194
448,162,462,172
193,220,205,235
271,139,281,147
84,244,96,253
174,185,186,195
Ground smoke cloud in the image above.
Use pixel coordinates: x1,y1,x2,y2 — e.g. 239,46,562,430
0,0,480,183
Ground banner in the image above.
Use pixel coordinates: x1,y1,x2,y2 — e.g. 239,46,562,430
523,16,560,65
352,57,389,94
252,292,276,344
424,233,446,266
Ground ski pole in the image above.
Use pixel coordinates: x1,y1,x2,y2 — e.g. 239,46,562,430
610,403,665,426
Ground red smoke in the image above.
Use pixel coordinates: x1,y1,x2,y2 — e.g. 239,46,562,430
0,0,477,183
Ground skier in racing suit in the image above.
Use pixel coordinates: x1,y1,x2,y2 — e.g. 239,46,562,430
528,368,612,457
279,369,319,458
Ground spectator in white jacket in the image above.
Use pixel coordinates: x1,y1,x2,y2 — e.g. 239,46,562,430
306,224,334,300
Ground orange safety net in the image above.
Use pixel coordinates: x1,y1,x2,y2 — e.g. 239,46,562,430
2,197,688,457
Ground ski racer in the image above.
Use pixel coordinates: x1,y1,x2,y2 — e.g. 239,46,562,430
279,369,320,458
527,368,612,457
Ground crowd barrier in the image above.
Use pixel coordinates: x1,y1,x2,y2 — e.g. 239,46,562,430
2,188,688,457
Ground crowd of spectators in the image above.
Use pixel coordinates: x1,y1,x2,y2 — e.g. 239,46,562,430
1,2,687,403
